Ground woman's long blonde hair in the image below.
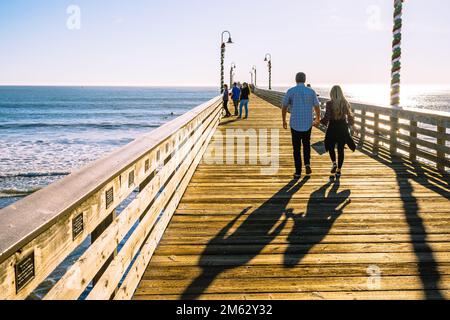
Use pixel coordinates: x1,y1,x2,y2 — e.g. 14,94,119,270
330,85,353,120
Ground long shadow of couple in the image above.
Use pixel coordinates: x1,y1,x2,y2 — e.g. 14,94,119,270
181,177,351,299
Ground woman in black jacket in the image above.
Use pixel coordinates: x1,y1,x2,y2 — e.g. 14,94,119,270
320,85,356,177
238,82,251,119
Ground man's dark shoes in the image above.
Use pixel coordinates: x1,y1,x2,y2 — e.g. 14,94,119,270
293,173,301,180
305,165,312,176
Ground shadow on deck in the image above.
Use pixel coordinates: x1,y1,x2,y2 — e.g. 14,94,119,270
358,141,450,300
181,177,353,299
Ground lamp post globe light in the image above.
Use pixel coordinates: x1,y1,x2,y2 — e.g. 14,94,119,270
264,53,272,90
252,65,257,87
220,31,233,92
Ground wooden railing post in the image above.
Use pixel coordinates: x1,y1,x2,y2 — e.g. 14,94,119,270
91,211,118,298
390,111,399,155
409,120,418,162
373,113,380,155
359,109,366,146
437,123,446,171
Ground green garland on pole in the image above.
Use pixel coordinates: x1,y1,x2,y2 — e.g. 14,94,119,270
268,61,272,90
220,43,225,93
391,0,405,106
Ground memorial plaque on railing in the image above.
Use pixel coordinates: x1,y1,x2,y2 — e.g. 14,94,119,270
15,252,35,293
72,213,84,240
106,187,114,209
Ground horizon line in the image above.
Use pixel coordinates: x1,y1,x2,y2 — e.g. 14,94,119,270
1,82,450,88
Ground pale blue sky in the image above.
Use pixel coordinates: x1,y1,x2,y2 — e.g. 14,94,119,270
0,0,449,86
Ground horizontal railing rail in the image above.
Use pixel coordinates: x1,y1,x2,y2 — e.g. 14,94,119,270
0,95,222,300
253,87,450,172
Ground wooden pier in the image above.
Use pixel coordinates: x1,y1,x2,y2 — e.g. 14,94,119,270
1,89,449,300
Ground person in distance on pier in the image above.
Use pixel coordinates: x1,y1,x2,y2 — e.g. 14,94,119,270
222,84,232,118
231,82,241,116
238,82,251,119
307,84,320,98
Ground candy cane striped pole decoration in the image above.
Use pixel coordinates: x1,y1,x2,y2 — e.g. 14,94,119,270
391,0,404,107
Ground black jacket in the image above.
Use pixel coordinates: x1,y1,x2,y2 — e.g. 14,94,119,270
240,87,250,100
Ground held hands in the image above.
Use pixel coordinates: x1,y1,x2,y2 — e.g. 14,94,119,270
313,119,321,127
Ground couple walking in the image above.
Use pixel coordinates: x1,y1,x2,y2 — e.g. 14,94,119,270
222,82,250,119
282,72,356,179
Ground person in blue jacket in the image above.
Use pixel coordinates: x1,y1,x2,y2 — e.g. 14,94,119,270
231,82,241,116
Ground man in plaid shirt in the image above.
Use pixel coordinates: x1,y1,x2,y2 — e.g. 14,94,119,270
282,72,321,179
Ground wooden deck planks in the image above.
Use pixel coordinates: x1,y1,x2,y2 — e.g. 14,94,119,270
133,95,450,300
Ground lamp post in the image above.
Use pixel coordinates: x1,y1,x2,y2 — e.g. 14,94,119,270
220,31,233,92
264,53,272,90
252,65,257,87
230,62,236,88
250,71,254,86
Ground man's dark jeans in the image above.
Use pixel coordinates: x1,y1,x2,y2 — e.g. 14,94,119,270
291,127,312,175
232,100,239,115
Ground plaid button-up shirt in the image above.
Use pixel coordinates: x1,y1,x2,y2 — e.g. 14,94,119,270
282,84,320,132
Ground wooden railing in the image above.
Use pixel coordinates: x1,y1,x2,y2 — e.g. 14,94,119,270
0,96,222,300
253,87,450,172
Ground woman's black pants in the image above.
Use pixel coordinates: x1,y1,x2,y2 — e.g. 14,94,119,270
329,142,345,169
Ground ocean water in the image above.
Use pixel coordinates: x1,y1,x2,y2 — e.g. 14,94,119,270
0,86,217,209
